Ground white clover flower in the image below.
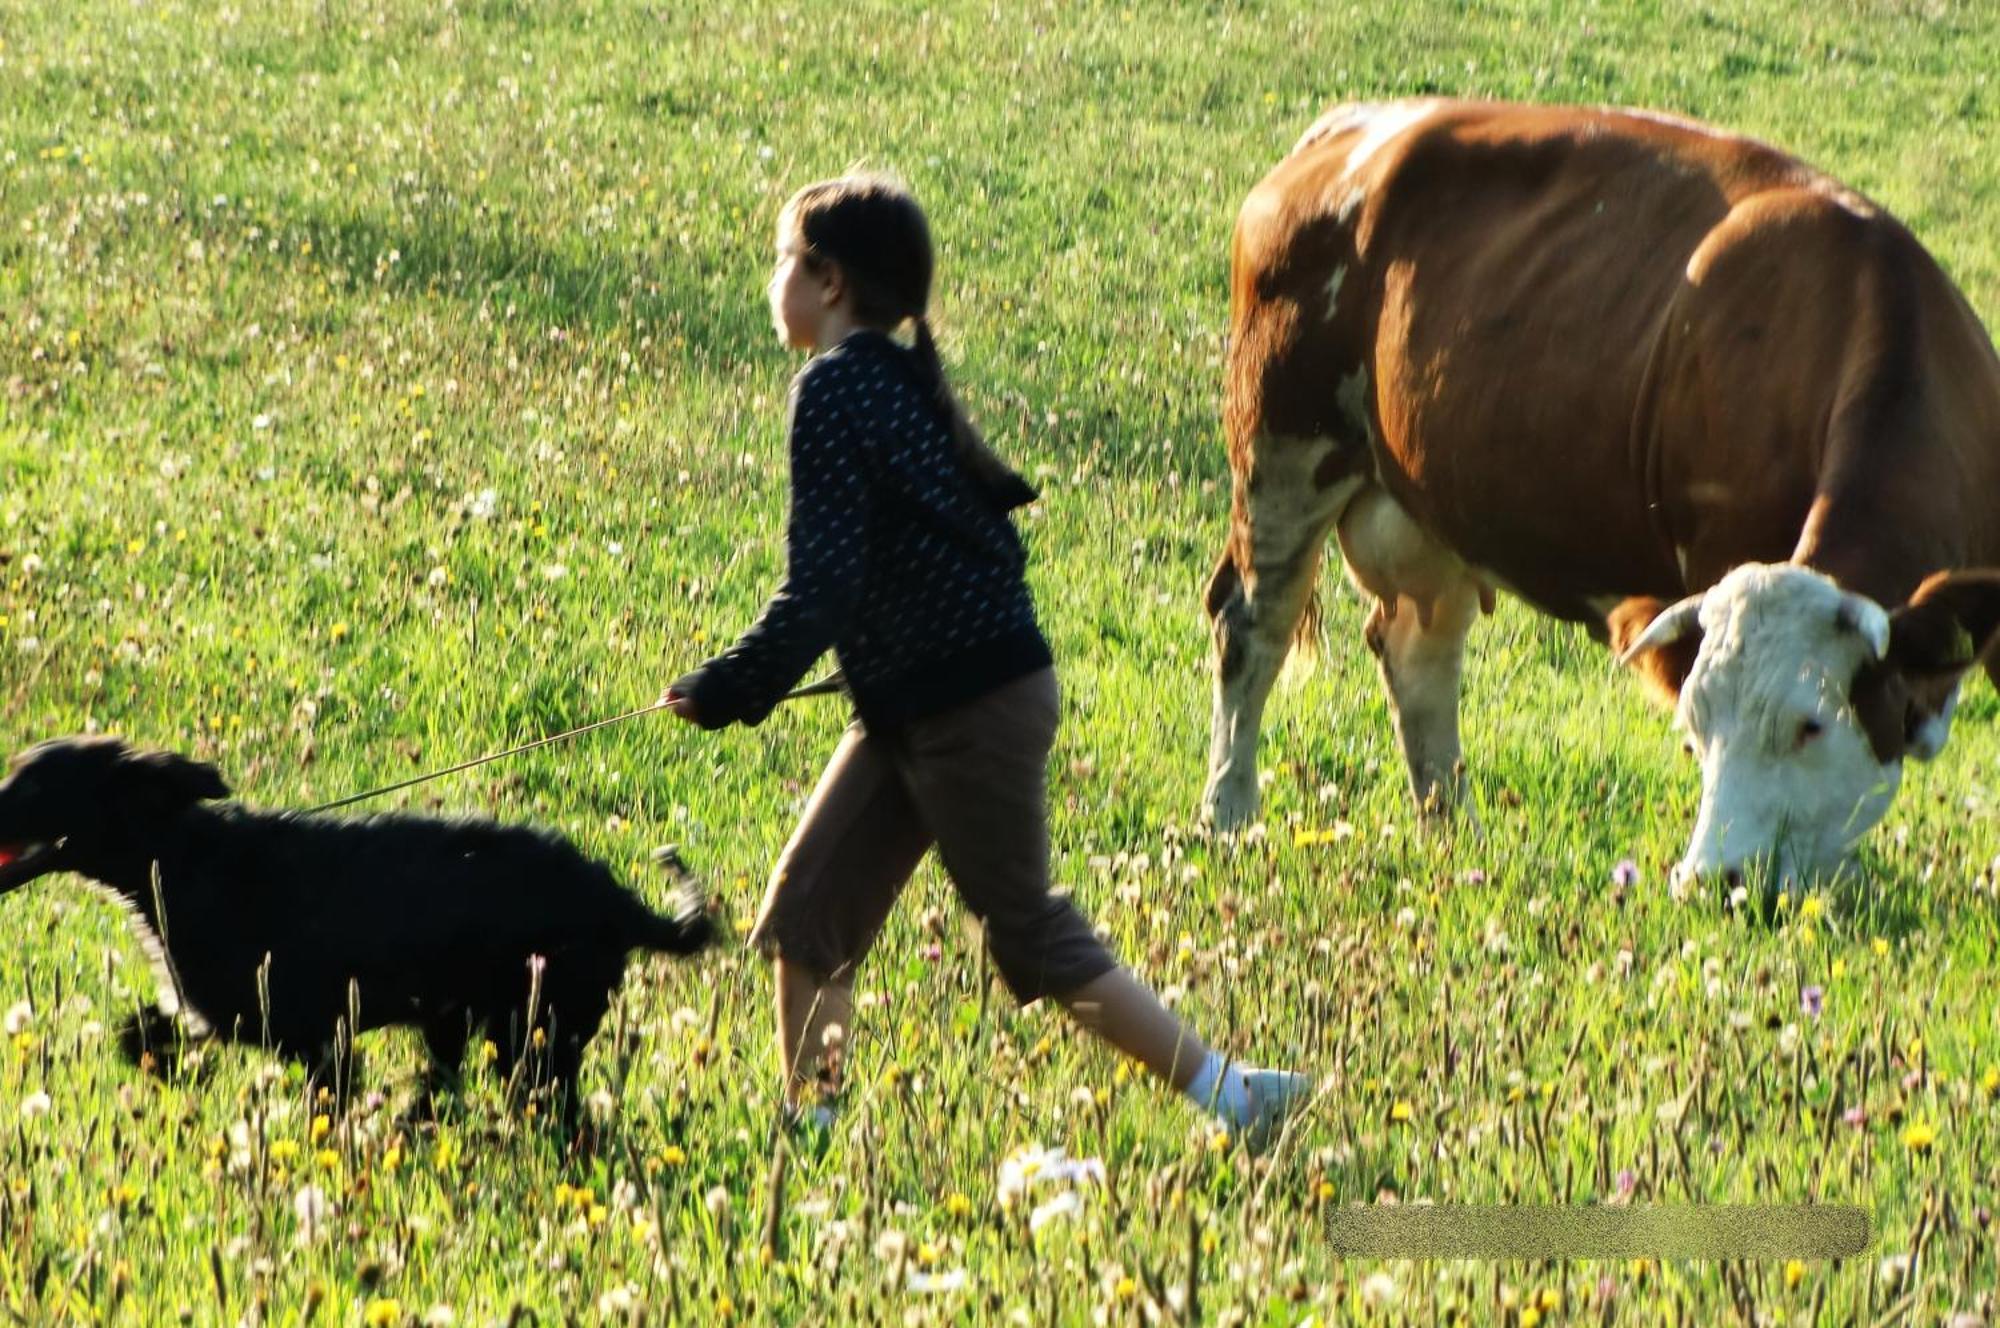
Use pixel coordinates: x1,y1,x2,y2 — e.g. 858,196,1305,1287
2,1001,33,1035
293,1184,331,1242
20,1091,52,1121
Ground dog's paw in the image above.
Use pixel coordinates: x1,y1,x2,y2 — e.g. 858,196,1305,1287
117,1008,179,1069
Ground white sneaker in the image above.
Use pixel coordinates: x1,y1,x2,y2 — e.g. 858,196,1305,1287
1235,1068,1314,1155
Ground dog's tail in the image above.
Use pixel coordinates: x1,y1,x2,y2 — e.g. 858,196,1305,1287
632,902,714,955
630,844,715,955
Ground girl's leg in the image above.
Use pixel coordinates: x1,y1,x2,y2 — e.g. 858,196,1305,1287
894,668,1314,1147
775,960,854,1112
1055,966,1208,1092
749,721,931,1118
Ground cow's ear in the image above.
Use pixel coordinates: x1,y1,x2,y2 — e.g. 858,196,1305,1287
112,749,232,817
1610,594,1704,709
1857,570,2000,763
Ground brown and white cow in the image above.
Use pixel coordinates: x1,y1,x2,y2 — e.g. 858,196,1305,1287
1201,98,2000,892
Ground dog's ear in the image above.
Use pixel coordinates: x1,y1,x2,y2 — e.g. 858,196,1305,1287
112,749,232,817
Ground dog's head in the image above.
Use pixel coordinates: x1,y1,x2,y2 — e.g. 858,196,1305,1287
0,737,231,894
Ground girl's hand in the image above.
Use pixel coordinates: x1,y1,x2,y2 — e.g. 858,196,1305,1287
657,687,702,725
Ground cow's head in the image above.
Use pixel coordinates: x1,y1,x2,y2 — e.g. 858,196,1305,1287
1620,563,2000,896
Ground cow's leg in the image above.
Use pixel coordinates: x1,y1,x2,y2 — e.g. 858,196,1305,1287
1337,485,1489,816
1200,445,1359,830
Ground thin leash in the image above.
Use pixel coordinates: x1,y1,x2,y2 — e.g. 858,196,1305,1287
303,674,846,816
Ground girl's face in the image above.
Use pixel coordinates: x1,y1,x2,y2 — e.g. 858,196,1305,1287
767,240,843,352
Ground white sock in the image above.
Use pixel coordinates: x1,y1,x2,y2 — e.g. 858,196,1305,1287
1184,1050,1250,1126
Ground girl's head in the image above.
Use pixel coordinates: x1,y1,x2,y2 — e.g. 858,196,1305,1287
769,172,1039,512
770,174,934,348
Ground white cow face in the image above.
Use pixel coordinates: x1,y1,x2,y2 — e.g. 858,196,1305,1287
1671,566,1899,891
1620,563,2000,899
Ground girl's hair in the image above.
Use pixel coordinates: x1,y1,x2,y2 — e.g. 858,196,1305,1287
780,174,1037,511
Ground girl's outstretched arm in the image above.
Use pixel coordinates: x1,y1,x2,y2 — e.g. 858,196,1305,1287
671,362,874,727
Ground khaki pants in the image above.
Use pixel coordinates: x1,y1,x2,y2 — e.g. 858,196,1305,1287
747,666,1116,1004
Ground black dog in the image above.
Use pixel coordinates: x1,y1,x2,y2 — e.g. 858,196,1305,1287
0,736,713,1130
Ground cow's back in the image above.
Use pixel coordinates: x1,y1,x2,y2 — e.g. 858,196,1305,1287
1228,98,1967,617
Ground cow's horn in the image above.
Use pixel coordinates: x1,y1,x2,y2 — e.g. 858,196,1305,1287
1616,591,1706,667
1834,593,1891,661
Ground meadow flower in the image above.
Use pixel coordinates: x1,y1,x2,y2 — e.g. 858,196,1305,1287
1029,1190,1084,1233
293,1184,331,1242
596,1286,637,1315
423,1309,455,1328
1611,858,1639,887
997,1144,1105,1211
19,1092,51,1121
908,1268,967,1293
1801,986,1824,1019
1903,1121,1937,1152
2,1001,32,1036
363,1300,400,1328
1360,1270,1398,1309
1784,1259,1805,1290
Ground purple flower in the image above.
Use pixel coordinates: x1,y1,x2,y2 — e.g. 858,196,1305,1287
1843,1105,1867,1129
1464,868,1487,886
1801,985,1825,1019
1611,858,1640,888
1615,1169,1637,1196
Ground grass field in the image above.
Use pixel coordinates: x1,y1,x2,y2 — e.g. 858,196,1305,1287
4,0,2000,1323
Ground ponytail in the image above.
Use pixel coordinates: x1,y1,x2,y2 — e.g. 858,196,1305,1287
781,173,1038,512
912,316,1039,513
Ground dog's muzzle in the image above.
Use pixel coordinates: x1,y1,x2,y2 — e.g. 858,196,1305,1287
0,839,62,895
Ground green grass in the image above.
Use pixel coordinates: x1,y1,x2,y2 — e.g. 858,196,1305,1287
3,0,1999,1322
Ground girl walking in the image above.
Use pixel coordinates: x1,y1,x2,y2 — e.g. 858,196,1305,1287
662,173,1311,1151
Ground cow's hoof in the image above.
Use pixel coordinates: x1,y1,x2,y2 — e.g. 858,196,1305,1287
1198,777,1260,834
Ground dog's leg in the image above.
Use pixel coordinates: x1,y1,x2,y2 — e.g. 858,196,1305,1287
117,1004,183,1072
415,1014,470,1119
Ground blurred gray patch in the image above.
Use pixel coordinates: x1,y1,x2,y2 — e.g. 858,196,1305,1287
1326,1205,1870,1259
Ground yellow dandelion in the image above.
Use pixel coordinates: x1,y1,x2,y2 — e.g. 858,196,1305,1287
945,1192,972,1219
1538,1288,1560,1312
311,1114,331,1143
316,1149,339,1171
1981,1066,1999,1099
1903,1121,1936,1152
1800,893,1823,921
660,1144,687,1168
1114,1275,1137,1300
1784,1259,1805,1289
363,1300,400,1328
1315,1180,1336,1202
329,622,349,643
1872,937,1890,957
1520,1309,1542,1328
1389,1100,1413,1123
270,1141,300,1163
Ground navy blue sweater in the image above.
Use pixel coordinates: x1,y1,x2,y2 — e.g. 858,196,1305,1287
675,330,1052,731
